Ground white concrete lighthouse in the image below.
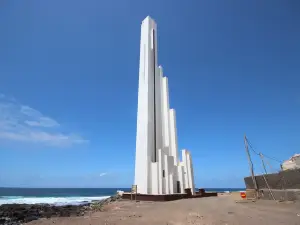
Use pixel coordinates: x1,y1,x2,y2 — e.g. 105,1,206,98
134,16,195,195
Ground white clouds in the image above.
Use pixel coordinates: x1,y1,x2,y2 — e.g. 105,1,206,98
20,105,60,127
25,118,60,127
0,94,88,147
21,105,60,127
99,173,107,177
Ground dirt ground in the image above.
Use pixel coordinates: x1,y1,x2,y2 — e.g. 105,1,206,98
27,195,300,225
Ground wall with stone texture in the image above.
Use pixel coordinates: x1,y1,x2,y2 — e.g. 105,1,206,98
244,168,300,190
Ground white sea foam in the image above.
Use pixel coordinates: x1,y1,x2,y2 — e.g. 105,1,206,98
0,196,110,206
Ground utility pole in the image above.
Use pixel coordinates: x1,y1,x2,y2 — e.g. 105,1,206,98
259,153,276,201
259,153,268,175
244,135,258,193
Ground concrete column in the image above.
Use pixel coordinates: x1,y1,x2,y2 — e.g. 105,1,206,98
168,156,175,194
186,151,195,195
177,165,185,193
164,154,169,194
158,149,163,194
151,162,159,194
182,150,190,189
155,66,163,153
169,173,174,194
169,109,178,165
161,75,170,152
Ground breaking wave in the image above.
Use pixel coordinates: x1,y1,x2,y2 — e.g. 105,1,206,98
0,196,110,206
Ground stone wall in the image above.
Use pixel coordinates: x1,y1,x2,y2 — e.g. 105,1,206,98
258,189,300,201
244,168,300,189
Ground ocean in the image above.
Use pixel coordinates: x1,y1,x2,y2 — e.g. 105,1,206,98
0,187,244,206
0,188,129,206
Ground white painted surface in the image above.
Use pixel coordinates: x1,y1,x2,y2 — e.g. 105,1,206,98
177,165,185,193
134,16,195,195
161,76,170,154
168,156,175,193
169,109,179,165
151,162,159,194
164,154,170,194
182,150,189,189
158,149,163,194
169,173,174,194
186,151,195,195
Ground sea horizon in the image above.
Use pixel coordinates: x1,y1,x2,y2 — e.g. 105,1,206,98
0,187,245,189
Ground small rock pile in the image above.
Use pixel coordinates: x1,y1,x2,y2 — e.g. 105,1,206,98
0,194,122,225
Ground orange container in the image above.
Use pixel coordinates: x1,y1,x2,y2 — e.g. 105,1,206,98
240,192,247,199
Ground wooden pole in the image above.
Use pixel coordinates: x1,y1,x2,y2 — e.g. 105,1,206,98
259,153,268,175
259,153,276,201
244,135,258,194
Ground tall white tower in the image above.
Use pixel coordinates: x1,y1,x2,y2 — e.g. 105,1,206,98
134,16,195,195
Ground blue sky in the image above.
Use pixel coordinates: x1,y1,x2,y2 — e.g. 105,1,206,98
0,0,299,188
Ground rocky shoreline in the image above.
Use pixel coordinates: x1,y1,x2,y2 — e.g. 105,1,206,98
0,195,121,225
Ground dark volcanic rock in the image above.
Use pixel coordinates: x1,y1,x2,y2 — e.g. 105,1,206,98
0,204,85,224
0,195,121,225
89,194,122,212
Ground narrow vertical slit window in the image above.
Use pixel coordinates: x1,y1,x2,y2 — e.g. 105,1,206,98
143,44,146,80
151,29,154,50
153,28,157,162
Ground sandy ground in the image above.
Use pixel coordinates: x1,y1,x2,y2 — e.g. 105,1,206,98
27,196,300,225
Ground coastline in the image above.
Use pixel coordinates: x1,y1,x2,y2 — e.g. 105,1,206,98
0,187,130,206
25,194,300,225
1,191,299,225
0,187,244,205
0,188,245,225
0,194,121,225
0,196,111,206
